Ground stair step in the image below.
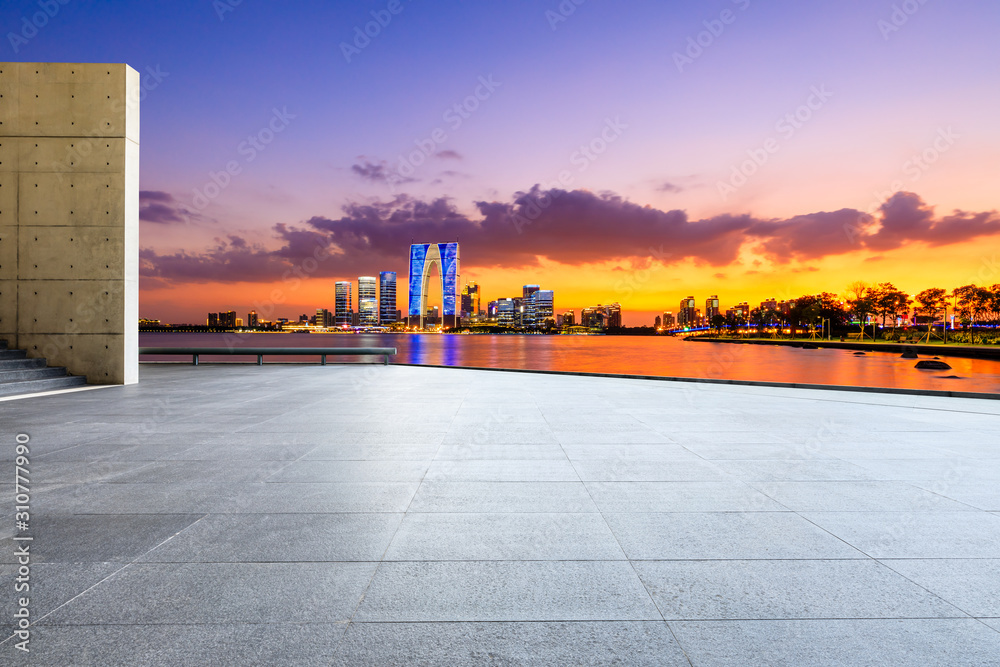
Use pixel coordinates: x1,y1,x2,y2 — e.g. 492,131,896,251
0,349,28,360
0,358,46,370
0,375,88,397
0,367,68,382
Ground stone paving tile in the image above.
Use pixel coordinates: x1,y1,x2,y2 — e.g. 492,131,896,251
586,481,786,513
802,511,1000,559
747,481,976,512
384,513,625,561
138,513,403,563
669,619,1000,667
270,460,430,483
5,624,346,667
634,560,962,620
409,481,598,513
332,621,688,666
354,561,661,622
880,559,1000,617
424,460,579,482
43,562,378,625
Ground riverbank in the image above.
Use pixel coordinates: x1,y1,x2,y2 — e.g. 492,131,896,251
688,336,1000,361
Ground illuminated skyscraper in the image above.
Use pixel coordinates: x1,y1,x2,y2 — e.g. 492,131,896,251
335,281,353,326
379,271,397,324
679,296,697,327
705,295,720,322
533,290,554,327
408,242,460,328
461,282,481,319
358,276,378,326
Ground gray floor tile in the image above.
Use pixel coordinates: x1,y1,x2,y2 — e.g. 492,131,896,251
44,562,377,625
271,460,429,482
384,513,624,561
670,619,1000,666
105,460,287,483
139,513,403,562
749,481,976,512
714,459,878,482
408,481,597,513
424,460,579,481
634,560,961,620
605,512,865,560
434,444,568,460
227,482,420,513
332,621,688,666
0,562,120,627
303,444,441,460
0,514,202,564
586,481,786,512
910,479,1000,511
573,459,728,482
561,443,700,461
4,623,347,667
802,511,1000,558
881,559,1000,617
354,561,661,621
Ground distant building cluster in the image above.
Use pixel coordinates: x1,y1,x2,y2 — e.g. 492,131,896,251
655,295,799,330
146,241,627,333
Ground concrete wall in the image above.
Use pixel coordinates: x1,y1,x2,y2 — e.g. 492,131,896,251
0,63,139,384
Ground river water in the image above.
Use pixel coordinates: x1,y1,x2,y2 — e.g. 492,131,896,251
139,333,1000,394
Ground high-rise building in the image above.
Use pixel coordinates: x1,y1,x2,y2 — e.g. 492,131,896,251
580,307,602,329
604,303,622,329
662,311,675,327
247,310,259,328
487,300,499,320
534,290,555,327
408,242,460,328
316,308,335,327
358,276,378,326
219,311,237,329
207,313,219,328
705,295,720,322
461,282,481,319
655,315,662,328
379,271,397,324
678,297,697,327
497,298,520,327
761,298,777,312
562,310,575,327
335,281,353,326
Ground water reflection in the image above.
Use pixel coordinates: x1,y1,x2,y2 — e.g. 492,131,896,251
140,333,1000,394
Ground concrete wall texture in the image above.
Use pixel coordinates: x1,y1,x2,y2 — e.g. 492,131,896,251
0,62,139,384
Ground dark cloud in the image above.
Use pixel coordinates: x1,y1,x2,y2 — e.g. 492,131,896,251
657,182,683,193
351,160,416,185
139,191,201,224
436,150,463,160
140,189,1000,285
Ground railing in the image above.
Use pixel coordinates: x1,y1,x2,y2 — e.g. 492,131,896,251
139,347,397,366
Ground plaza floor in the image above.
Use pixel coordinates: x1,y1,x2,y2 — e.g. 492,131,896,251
2,363,1000,665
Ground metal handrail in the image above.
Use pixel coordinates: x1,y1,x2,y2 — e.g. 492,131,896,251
139,347,397,366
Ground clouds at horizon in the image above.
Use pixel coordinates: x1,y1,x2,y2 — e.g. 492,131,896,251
139,188,1000,286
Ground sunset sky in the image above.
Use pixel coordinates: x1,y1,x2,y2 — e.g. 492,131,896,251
11,0,1000,325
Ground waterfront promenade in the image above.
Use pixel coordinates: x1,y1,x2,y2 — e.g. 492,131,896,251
3,364,1000,665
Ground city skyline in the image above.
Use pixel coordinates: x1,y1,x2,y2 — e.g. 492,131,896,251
16,1,998,325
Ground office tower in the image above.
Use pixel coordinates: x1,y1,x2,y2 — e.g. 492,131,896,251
487,300,499,320
679,297,697,327
604,303,622,329
208,313,219,328
705,295,720,322
461,282,481,319
662,311,675,327
247,310,259,328
335,281,353,326
219,311,237,329
497,298,519,327
316,308,335,327
562,310,575,326
358,276,378,326
534,290,554,327
379,271,398,324
655,315,662,328
408,242,460,328
521,285,540,328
